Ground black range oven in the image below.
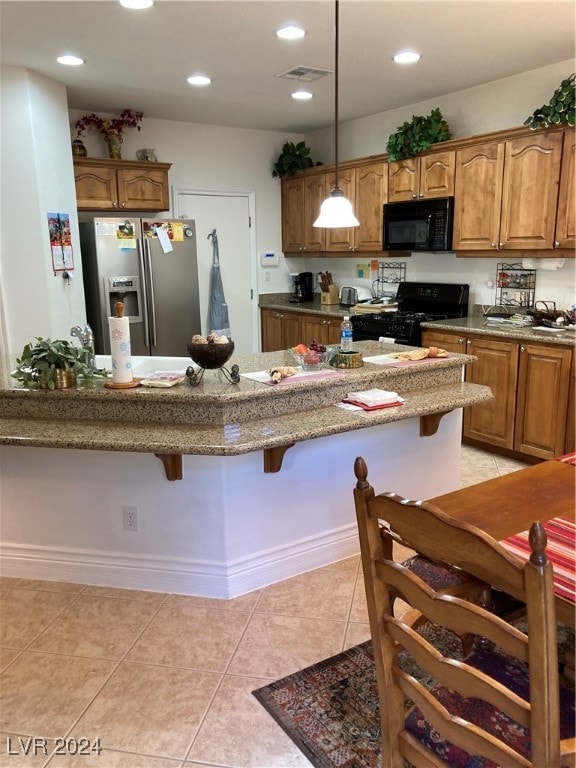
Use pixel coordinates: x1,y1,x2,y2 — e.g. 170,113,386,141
351,282,469,346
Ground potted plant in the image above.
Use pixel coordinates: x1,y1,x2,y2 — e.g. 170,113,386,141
386,107,452,162
12,338,108,390
272,141,313,177
74,109,144,159
524,74,575,129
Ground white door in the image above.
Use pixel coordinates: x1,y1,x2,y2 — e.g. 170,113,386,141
174,189,257,354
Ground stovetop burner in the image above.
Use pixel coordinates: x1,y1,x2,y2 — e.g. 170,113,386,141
351,282,469,345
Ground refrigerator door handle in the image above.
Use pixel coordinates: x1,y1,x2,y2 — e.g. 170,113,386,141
137,239,151,348
143,238,157,347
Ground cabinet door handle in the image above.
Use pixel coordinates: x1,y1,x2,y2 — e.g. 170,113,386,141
459,338,465,344
411,193,417,199
112,202,118,207
520,346,525,352
499,242,504,248
490,242,497,248
554,241,560,247
466,340,472,347
419,193,424,199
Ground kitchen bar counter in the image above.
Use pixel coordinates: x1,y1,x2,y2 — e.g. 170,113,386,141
0,342,491,598
0,342,490,458
420,316,576,346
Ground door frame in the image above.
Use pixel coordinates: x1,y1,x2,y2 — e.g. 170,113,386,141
172,186,259,353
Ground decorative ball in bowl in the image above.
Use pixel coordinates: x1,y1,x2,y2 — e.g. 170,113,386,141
187,340,234,369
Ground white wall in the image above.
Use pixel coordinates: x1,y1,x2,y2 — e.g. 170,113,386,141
0,67,87,354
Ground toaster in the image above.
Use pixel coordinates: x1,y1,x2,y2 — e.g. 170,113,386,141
340,286,358,307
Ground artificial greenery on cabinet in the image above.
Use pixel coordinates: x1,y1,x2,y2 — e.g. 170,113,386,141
524,74,575,129
272,141,313,177
386,107,452,162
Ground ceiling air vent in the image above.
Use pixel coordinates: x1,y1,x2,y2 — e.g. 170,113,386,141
276,66,332,82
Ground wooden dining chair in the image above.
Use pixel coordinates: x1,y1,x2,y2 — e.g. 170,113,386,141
354,456,576,768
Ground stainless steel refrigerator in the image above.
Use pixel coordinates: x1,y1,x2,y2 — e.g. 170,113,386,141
79,217,201,356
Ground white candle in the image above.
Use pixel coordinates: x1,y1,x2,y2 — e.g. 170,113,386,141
109,315,133,384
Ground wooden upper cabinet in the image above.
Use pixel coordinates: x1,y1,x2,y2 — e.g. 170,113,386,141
281,176,305,252
325,161,387,252
354,161,387,251
74,158,171,211
388,150,455,202
303,173,327,252
555,129,575,249
74,163,118,209
453,141,504,251
499,131,563,249
325,168,355,251
281,172,327,253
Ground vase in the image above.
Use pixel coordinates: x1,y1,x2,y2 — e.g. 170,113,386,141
105,131,123,160
49,369,77,389
71,138,87,157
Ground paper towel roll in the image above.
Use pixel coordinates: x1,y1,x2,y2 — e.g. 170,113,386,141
109,316,133,383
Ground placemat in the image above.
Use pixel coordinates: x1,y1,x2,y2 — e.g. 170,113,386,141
241,368,343,385
501,516,575,604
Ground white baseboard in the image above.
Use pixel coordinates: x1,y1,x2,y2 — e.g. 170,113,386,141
0,524,360,598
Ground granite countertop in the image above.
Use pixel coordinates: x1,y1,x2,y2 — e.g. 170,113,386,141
259,293,389,318
420,316,576,346
0,342,491,456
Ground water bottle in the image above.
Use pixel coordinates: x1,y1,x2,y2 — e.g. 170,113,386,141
340,315,353,352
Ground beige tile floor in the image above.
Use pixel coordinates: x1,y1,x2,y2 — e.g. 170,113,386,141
0,445,528,768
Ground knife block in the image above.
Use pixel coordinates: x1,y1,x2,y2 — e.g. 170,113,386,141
321,285,339,305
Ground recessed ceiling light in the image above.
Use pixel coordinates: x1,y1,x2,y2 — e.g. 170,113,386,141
292,90,313,101
393,50,421,64
119,0,153,8
276,25,306,40
57,54,84,66
187,75,211,86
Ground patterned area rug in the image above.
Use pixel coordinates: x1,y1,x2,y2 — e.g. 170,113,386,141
253,623,575,768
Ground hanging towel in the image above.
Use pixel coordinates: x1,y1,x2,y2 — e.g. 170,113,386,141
207,229,231,337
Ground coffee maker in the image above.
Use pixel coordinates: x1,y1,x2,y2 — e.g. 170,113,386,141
289,272,314,303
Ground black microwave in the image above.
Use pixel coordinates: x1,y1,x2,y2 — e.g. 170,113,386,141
383,196,454,252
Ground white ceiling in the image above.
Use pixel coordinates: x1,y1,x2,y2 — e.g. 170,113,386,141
1,0,575,134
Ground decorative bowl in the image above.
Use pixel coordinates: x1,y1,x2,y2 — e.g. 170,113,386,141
187,341,234,369
292,349,331,370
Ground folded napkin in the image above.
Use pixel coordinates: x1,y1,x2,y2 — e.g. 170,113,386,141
345,388,402,406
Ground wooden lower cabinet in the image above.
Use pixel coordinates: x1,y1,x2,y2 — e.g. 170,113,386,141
261,309,342,352
300,314,341,346
514,343,572,459
464,337,518,449
260,309,301,352
422,329,573,459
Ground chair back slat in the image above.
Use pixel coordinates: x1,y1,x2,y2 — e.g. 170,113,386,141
387,616,531,727
370,492,527,599
378,559,529,661
395,669,533,768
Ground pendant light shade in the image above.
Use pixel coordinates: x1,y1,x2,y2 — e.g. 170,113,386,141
314,186,359,228
314,0,358,229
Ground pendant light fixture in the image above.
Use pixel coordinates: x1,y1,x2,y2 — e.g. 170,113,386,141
314,0,359,229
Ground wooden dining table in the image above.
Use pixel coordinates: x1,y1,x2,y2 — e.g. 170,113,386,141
430,459,576,627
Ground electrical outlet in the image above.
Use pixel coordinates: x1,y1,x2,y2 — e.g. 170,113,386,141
264,271,271,283
123,506,138,532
